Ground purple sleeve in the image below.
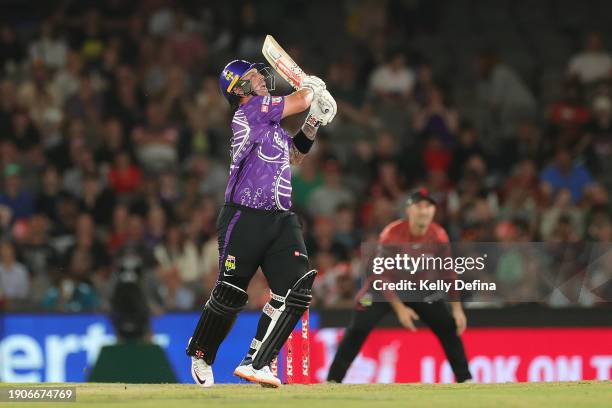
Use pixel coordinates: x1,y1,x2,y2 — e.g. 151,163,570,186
248,95,285,124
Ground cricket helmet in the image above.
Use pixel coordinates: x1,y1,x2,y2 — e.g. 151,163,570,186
219,59,275,103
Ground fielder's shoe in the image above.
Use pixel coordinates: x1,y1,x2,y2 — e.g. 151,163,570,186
234,357,281,388
191,356,214,387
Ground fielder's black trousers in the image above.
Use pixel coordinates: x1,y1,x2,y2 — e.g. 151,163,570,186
327,301,472,383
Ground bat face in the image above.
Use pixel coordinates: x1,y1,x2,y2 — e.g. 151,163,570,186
262,35,305,89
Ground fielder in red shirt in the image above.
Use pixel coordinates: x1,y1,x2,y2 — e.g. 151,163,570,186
327,188,472,383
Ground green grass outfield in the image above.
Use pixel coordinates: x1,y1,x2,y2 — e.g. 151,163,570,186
1,381,610,408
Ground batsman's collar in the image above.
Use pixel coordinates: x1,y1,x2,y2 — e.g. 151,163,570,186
406,188,437,206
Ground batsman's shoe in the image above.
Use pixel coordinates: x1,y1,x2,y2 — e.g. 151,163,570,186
234,359,281,388
191,356,214,387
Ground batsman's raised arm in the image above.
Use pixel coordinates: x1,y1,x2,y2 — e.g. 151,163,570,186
282,88,314,119
281,75,326,119
289,87,338,164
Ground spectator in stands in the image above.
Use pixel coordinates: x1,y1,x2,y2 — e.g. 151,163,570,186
64,71,105,122
502,120,545,172
52,50,82,104
19,214,59,300
307,215,349,262
0,23,24,74
108,150,143,196
107,203,130,253
308,158,354,217
185,154,226,199
583,207,612,302
180,112,218,160
587,206,611,242
413,85,459,148
568,31,612,84
132,99,179,173
0,164,34,223
145,205,167,248
327,58,365,107
368,52,415,103
192,75,230,129
0,239,29,304
540,146,594,204
153,225,200,309
96,117,131,167
495,219,542,302
540,188,584,241
63,213,111,283
0,79,17,135
79,171,116,227
476,49,537,147
422,136,452,175
449,123,486,181
41,253,99,312
28,20,67,70
72,9,107,66
17,60,60,128
49,194,79,246
292,154,324,210
10,108,41,154
499,160,539,231
167,9,207,71
369,160,406,205
317,262,355,309
63,146,97,198
333,204,361,253
413,62,436,106
546,78,592,162
35,166,66,224
584,95,612,179
104,65,144,131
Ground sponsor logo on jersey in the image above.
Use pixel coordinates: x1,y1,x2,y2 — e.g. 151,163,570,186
224,255,236,271
273,131,286,148
263,95,271,105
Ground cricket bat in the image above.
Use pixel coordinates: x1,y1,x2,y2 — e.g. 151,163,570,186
262,35,331,116
262,34,306,90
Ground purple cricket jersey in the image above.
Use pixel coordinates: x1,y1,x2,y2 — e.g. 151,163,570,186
224,95,294,211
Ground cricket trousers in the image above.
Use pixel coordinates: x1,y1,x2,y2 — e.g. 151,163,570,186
216,203,310,293
327,301,472,383
215,203,312,361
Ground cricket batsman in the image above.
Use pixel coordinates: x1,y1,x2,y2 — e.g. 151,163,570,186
327,188,473,383
186,59,337,388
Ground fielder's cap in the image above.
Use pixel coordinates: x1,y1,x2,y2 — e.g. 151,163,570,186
406,187,437,206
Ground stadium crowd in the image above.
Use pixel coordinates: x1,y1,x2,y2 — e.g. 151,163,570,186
0,0,610,313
